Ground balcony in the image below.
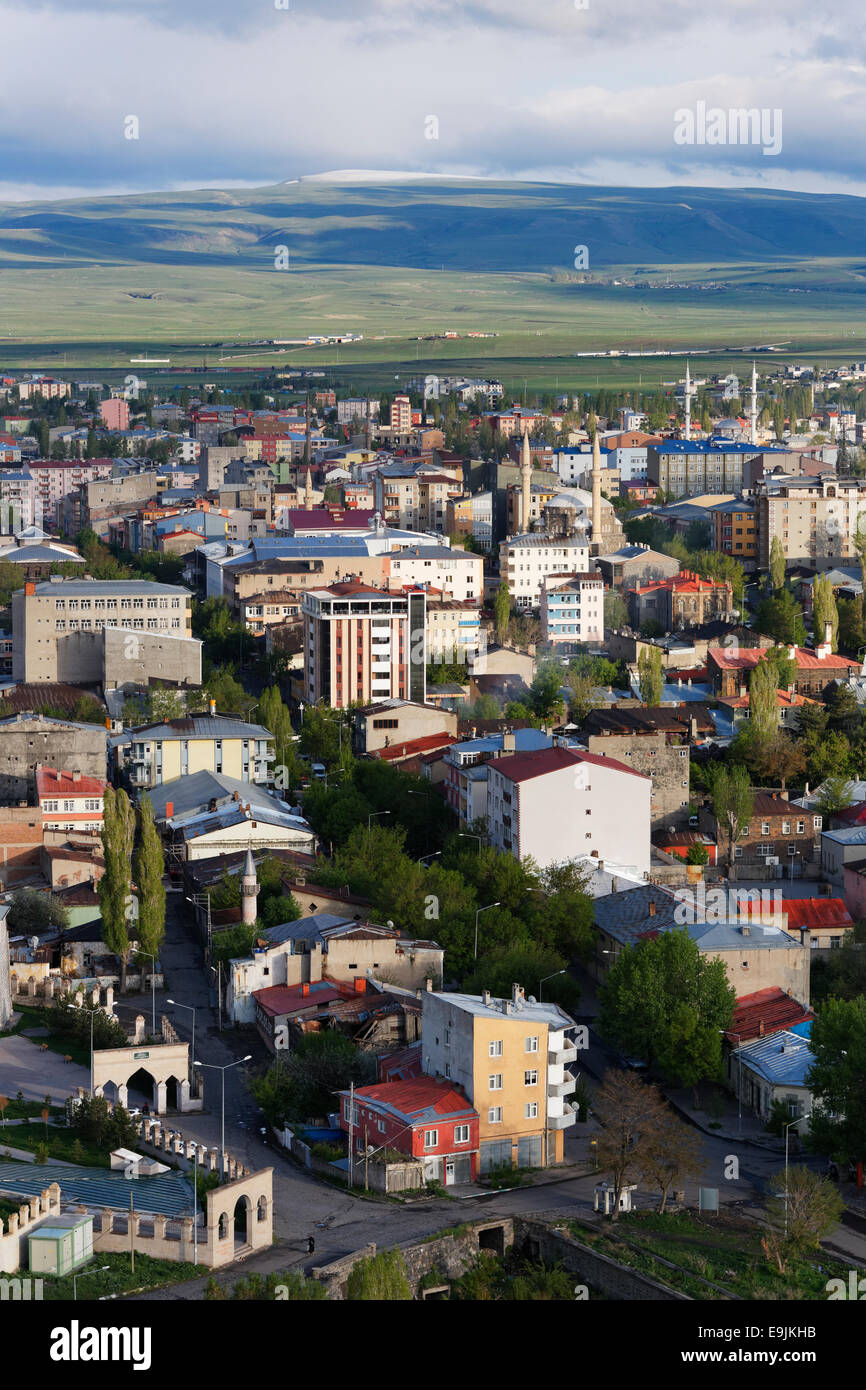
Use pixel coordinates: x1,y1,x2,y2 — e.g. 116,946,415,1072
548,1105,576,1131
548,1070,577,1098
549,1041,578,1066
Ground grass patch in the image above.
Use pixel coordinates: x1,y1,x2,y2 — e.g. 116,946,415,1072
40,1250,201,1301
3,1122,109,1168
0,1100,66,1121
569,1210,851,1301
6,1005,92,1068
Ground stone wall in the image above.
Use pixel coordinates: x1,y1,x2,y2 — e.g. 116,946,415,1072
0,1183,62,1274
0,907,11,1030
514,1217,690,1301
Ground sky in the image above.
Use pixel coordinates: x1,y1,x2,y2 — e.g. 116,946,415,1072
1,0,865,202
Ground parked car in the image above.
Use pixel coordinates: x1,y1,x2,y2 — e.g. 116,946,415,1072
311,763,327,781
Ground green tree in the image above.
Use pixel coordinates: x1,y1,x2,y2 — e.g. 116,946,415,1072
567,672,603,724
7,889,68,935
249,1031,373,1126
765,1165,843,1254
812,573,839,653
600,930,734,1089
748,657,779,742
528,661,566,721
346,1249,413,1301
637,646,664,706
753,590,807,647
133,794,166,959
604,590,628,630
708,763,753,868
769,535,786,593
807,996,866,1163
98,786,136,985
494,581,511,643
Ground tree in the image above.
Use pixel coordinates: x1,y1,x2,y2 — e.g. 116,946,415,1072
769,535,786,593
346,1249,413,1301
741,729,806,792
708,763,753,868
748,658,779,742
814,774,856,821
753,589,806,647
599,930,735,1090
637,645,663,706
133,795,166,960
249,1031,373,1126
637,1099,705,1213
592,1069,666,1221
567,673,603,725
812,573,839,653
494,581,511,643
528,662,565,721
604,590,628,631
98,786,136,985
7,889,68,935
765,1165,843,1253
806,996,866,1163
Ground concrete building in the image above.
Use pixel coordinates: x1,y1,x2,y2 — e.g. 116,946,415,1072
731,1028,814,1128
756,476,866,570
35,765,105,834
11,579,194,684
339,1076,479,1186
443,728,551,826
112,714,275,790
426,597,482,666
99,398,130,431
226,911,443,1024
374,468,463,531
422,985,578,1172
352,699,457,754
585,728,690,831
595,545,680,591
487,745,652,873
0,714,108,803
27,458,114,529
647,441,763,498
820,825,866,887
62,470,159,538
386,544,483,604
0,904,11,1029
540,573,604,645
499,534,590,610
302,582,427,709
709,499,758,565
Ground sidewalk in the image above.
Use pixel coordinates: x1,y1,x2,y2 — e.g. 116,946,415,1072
664,1082,785,1151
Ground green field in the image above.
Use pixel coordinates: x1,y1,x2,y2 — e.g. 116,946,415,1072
1,176,865,378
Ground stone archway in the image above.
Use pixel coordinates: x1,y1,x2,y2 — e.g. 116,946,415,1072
233,1194,251,1249
92,1041,193,1115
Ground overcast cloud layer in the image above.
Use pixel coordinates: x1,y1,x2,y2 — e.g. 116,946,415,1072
1,0,864,201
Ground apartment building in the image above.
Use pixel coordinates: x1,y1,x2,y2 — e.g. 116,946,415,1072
426,596,483,665
0,466,36,530
443,727,551,825
445,491,493,549
17,377,70,401
540,573,604,645
11,578,195,684
0,714,108,803
499,534,590,610
373,468,463,531
627,571,734,631
336,398,379,425
487,745,652,872
27,459,115,528
390,395,412,431
756,476,866,570
302,581,427,708
422,985,578,1172
63,471,160,538
112,712,275,790
35,765,105,834
99,399,130,431
386,544,483,604
710,498,758,564
647,441,762,498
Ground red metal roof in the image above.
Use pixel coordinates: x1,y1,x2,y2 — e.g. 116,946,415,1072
742,897,853,932
488,745,648,784
251,980,349,1017
371,733,456,761
709,645,859,673
353,1075,476,1121
725,987,814,1044
36,765,106,799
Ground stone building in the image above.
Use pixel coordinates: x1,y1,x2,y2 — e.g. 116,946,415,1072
0,713,108,803
586,728,690,830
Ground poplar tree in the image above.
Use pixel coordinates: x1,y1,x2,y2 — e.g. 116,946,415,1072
638,645,664,705
812,573,838,652
769,535,786,593
134,794,166,960
748,658,778,742
99,786,136,986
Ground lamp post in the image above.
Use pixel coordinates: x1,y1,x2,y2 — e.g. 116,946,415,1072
784,1113,809,1240
185,892,213,962
474,902,500,960
418,851,442,866
539,969,566,1001
458,832,482,856
194,1056,252,1182
136,951,157,1038
367,810,390,846
73,1264,109,1301
166,999,196,1078
720,1029,743,1137
89,1008,95,1099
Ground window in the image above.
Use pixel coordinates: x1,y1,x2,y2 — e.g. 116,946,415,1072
525,1036,538,1053
488,1107,502,1124
454,1124,470,1144
524,1070,538,1086
525,1102,539,1119
423,1129,438,1149
761,823,770,836
489,1040,502,1057
489,1074,503,1091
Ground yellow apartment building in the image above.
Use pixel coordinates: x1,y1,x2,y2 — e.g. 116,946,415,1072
112,711,275,791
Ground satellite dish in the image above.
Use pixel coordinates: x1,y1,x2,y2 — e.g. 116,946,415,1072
29,936,39,950
386,920,394,930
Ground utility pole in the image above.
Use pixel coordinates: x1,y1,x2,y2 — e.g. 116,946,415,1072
364,1125,369,1191
129,1190,135,1275
348,1081,354,1190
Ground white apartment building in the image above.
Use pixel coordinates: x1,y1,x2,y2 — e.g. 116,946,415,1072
386,544,483,604
540,573,604,645
487,745,652,872
0,467,35,531
499,534,590,610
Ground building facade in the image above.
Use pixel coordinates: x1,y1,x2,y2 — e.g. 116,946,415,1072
302,582,427,708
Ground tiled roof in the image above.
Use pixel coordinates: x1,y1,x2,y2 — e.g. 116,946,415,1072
489,745,648,784
36,765,106,799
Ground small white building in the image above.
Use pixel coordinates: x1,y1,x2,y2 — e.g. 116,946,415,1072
499,534,590,610
541,572,604,645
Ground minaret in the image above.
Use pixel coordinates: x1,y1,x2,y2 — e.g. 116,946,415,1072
683,361,692,441
304,463,314,511
591,428,603,553
520,429,532,532
240,849,259,927
749,362,758,446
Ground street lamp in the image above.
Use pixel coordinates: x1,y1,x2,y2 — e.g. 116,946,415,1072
194,1056,252,1182
719,1029,743,1137
458,832,482,855
418,851,442,866
89,1009,96,1099
185,892,213,962
474,902,500,960
73,1264,109,1301
166,999,196,1079
368,810,390,845
539,970,566,1001
784,1113,809,1239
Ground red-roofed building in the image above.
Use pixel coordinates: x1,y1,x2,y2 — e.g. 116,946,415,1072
741,895,853,948
723,987,814,1046
708,642,860,699
487,745,651,871
338,1075,479,1185
35,764,106,834
252,979,356,1052
288,508,377,536
628,570,734,630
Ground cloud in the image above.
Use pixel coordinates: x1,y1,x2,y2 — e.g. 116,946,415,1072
0,0,864,200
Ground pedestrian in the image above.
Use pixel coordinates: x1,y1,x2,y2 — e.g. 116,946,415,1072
307,1236,315,1254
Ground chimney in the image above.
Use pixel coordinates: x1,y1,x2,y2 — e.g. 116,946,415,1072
503,730,516,753
482,989,491,1006
780,790,789,801
24,580,35,596
301,983,309,996
425,977,433,992
649,901,656,917
512,982,524,1008
742,924,751,936
759,1019,765,1037
209,699,216,716
354,977,365,993
165,801,174,819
